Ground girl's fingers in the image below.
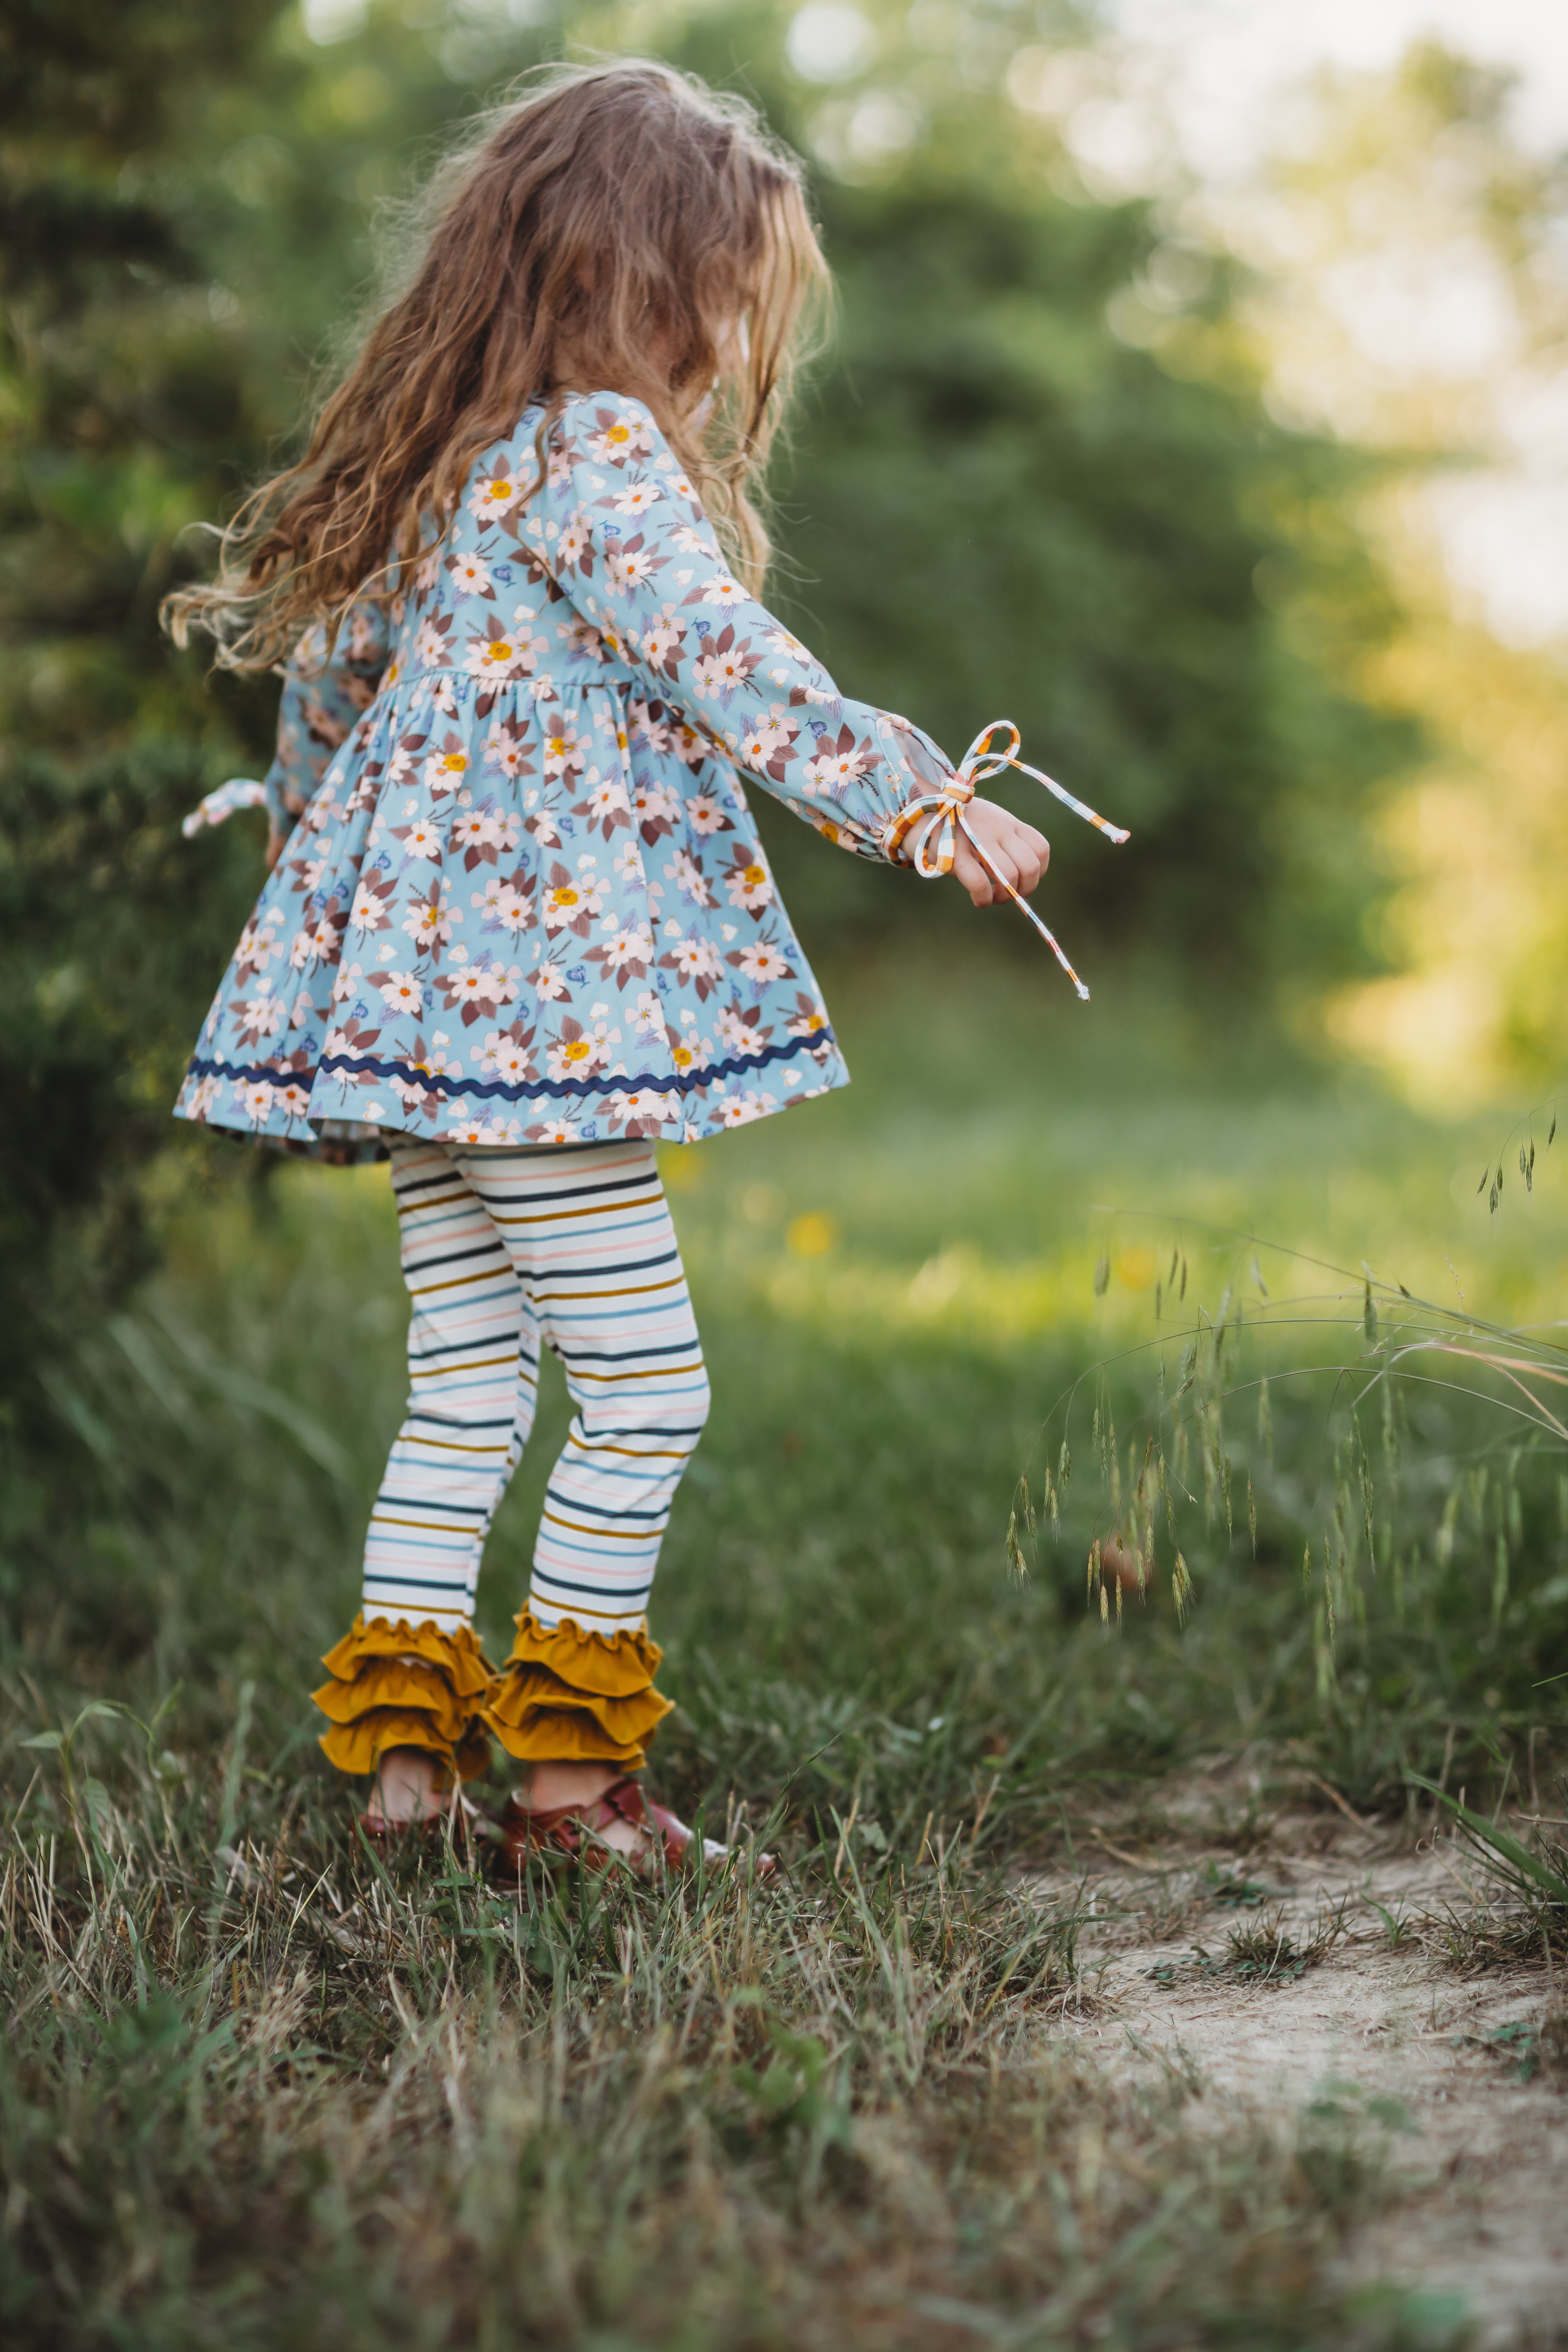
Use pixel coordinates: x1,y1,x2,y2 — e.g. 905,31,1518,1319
957,836,1017,905
947,804,1051,906
1008,823,1050,895
992,822,1047,897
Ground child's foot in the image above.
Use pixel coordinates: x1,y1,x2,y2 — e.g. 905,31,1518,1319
363,1744,456,1831
514,1760,643,1856
496,1763,774,1878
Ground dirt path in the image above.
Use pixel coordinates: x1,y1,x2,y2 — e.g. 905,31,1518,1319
1039,1781,1568,2347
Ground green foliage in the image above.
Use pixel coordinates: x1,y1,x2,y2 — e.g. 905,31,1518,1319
0,743,263,1412
0,0,549,1376
0,0,1420,1386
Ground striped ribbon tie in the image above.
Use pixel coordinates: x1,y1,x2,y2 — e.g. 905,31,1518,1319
881,721,1129,1000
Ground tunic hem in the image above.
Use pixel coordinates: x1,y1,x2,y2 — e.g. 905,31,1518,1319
175,1030,849,1154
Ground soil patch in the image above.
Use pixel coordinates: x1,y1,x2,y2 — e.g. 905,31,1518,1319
1038,1775,1568,2348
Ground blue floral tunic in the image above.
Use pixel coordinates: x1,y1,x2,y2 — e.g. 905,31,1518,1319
175,391,953,1154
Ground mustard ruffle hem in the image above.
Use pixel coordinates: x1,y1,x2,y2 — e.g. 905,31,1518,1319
480,1610,674,1769
313,1614,499,1783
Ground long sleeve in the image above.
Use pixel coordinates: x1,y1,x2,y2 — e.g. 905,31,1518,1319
263,595,392,838
517,392,953,862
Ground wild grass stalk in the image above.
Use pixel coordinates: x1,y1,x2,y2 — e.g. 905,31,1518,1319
1027,1221,1568,1815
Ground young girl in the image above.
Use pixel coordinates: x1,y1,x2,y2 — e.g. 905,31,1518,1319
167,61,1054,1872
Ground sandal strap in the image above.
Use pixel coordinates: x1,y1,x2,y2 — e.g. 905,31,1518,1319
495,1776,679,1873
491,1779,774,1879
599,1775,652,1831
595,1778,693,1869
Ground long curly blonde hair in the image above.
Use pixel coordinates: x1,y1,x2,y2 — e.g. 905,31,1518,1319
164,60,827,672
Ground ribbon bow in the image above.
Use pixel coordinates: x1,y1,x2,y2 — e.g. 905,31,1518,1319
882,722,1129,1000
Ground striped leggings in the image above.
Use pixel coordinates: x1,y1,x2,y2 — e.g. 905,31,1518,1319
361,1140,709,1640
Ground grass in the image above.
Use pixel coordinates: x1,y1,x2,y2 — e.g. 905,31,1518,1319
0,1783,1446,2352
3,943,1564,2347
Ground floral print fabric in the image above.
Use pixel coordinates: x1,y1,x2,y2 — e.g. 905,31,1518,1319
175,390,954,1154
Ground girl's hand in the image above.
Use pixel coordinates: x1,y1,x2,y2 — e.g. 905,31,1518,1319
950,797,1050,908
265,824,285,872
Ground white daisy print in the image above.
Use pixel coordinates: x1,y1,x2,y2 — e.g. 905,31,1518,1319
804,746,867,794
734,942,793,987
464,633,530,681
467,473,523,524
446,549,495,597
396,817,442,860
663,849,713,908
470,1031,534,1084
376,970,425,1014
555,513,592,570
423,746,469,794
595,926,654,976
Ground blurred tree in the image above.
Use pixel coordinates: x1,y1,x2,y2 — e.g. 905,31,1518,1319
0,0,550,1411
0,0,1417,1412
635,0,1416,979
1240,44,1568,1107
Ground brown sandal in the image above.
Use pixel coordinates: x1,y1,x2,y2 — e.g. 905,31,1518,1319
493,1775,774,1880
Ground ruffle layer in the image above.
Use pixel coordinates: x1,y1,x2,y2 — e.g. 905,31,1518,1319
481,1610,674,1768
313,1613,498,1783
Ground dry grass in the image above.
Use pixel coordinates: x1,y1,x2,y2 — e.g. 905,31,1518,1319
0,1724,1456,2352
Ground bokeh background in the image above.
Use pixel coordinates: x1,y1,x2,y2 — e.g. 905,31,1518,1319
5,0,1568,1785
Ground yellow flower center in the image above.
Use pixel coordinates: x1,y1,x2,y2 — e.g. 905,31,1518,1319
743,864,765,887
440,753,466,773
563,1038,591,1062
549,887,579,910
487,641,511,661
608,424,630,444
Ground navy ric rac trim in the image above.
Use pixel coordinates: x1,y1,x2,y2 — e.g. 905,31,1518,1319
185,1027,835,1103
